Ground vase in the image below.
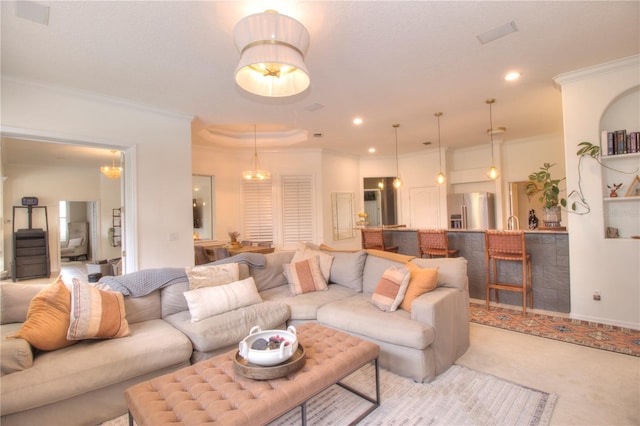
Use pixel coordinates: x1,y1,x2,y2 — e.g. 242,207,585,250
542,206,562,228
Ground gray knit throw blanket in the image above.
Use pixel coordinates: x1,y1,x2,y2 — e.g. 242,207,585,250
96,253,266,297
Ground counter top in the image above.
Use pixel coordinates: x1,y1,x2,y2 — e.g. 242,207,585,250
380,227,568,235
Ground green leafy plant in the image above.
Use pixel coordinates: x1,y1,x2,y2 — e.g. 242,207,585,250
525,163,566,209
564,141,600,214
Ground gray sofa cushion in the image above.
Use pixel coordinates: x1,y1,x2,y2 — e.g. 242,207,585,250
322,250,367,291
260,284,357,321
163,301,290,353
124,291,161,324
410,257,469,290
317,294,435,350
1,284,47,324
0,319,192,417
160,280,190,317
249,251,295,291
0,324,33,376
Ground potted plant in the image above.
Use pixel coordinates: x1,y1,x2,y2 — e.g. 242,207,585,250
525,163,566,228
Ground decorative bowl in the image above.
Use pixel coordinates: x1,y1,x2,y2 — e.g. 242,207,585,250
238,325,298,366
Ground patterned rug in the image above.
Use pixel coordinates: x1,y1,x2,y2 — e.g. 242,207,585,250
470,302,640,357
104,364,557,426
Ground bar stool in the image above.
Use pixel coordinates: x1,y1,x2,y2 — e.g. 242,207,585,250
485,230,533,315
417,229,459,258
361,228,399,252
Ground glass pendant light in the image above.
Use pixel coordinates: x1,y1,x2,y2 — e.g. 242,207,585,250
392,124,402,189
486,99,499,180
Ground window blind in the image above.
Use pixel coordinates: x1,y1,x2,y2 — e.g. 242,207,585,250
242,178,273,241
281,175,313,243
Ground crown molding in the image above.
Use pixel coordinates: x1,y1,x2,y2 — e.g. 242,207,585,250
553,54,640,87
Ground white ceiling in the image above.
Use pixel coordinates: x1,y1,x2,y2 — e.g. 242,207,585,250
1,1,639,161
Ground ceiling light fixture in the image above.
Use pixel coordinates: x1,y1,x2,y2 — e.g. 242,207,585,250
392,124,402,189
243,124,271,180
505,71,520,81
435,112,446,185
233,10,310,97
100,150,122,179
353,118,363,125
486,98,500,180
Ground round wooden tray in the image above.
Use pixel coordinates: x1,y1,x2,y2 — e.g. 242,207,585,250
234,344,306,380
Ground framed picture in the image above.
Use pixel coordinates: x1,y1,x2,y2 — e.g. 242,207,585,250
625,175,640,197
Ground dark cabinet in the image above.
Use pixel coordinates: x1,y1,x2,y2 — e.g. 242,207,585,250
12,206,50,281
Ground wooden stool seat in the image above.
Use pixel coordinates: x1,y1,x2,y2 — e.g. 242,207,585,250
417,229,459,258
485,230,533,315
361,228,399,252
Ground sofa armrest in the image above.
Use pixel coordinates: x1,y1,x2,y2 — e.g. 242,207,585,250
410,286,470,375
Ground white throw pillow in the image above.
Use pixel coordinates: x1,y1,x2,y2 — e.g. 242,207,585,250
185,263,239,290
68,237,83,248
183,277,263,322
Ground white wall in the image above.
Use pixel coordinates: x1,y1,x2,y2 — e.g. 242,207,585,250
555,55,640,329
321,151,361,250
192,141,325,248
1,77,194,270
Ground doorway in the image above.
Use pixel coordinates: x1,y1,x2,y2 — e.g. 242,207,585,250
1,136,128,278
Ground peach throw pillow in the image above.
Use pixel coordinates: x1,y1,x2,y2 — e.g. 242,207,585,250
400,263,439,312
6,277,77,351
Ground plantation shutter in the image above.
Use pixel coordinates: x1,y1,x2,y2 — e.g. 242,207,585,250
242,178,273,241
281,175,314,244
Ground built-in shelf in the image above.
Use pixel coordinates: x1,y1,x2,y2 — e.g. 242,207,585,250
600,143,640,239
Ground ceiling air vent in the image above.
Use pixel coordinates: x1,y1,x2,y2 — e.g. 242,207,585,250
313,133,324,138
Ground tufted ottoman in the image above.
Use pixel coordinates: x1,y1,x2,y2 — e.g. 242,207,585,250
125,322,380,425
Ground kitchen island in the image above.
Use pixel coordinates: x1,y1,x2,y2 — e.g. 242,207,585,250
383,228,570,313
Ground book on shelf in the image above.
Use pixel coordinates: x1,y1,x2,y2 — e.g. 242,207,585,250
601,129,639,156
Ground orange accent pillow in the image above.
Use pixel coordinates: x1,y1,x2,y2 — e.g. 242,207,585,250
6,278,77,351
400,263,439,312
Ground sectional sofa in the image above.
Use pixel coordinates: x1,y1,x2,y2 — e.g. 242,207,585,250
0,246,469,425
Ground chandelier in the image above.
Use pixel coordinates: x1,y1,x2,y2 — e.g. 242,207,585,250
243,125,271,180
100,150,122,179
233,10,310,97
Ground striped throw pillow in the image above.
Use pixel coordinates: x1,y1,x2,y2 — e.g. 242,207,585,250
284,256,328,295
371,265,411,312
67,279,130,340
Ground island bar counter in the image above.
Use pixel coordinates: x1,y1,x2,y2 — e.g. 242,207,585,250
384,228,570,313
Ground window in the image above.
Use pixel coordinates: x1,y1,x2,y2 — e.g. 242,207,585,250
281,175,314,244
59,201,68,241
242,178,273,241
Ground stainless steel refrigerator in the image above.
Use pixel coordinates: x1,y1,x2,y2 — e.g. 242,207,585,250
447,192,496,230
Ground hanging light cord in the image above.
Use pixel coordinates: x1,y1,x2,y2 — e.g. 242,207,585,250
252,123,260,169
393,123,400,177
436,112,443,171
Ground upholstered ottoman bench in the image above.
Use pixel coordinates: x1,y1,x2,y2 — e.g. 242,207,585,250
125,323,380,426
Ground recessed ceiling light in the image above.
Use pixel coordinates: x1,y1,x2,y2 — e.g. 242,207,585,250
505,71,520,81
353,118,363,125
368,147,376,153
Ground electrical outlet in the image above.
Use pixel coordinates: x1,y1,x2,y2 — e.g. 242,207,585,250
593,290,601,301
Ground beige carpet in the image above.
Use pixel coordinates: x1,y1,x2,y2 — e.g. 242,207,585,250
103,364,557,426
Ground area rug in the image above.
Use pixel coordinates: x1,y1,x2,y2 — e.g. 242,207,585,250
470,302,640,357
103,364,557,426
